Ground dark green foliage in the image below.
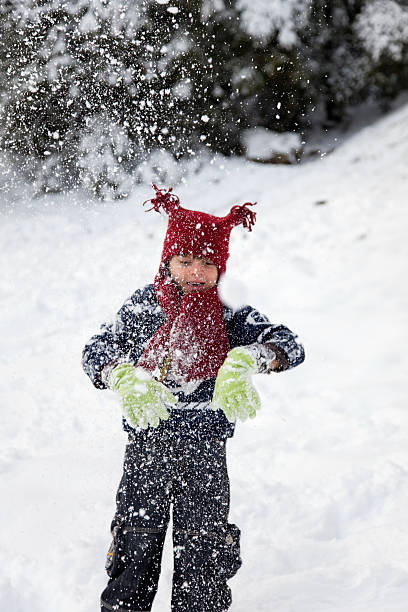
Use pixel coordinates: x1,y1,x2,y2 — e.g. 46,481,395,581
298,1,369,124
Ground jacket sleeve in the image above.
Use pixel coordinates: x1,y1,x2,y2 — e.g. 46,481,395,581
81,286,162,389
226,305,305,371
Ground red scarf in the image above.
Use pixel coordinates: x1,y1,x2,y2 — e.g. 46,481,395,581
137,274,230,384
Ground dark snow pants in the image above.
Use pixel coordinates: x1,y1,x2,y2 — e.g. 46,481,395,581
100,433,241,612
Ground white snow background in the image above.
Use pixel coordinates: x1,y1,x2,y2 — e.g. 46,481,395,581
1,102,407,612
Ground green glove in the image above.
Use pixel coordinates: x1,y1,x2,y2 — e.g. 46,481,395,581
109,363,177,429
212,347,261,423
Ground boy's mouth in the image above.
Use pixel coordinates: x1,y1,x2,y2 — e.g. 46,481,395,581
186,282,205,288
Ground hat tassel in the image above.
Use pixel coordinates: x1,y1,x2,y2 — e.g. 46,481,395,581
228,202,257,231
143,184,180,214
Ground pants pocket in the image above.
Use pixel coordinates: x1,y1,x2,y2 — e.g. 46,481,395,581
105,524,126,579
219,523,242,580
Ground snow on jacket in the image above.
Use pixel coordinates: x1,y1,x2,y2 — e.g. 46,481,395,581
82,284,305,440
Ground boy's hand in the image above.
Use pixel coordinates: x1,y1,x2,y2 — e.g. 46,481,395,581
109,363,177,429
212,347,261,422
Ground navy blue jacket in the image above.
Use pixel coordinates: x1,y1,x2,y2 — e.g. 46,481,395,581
82,284,304,440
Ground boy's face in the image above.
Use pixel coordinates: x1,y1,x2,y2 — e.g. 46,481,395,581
169,254,219,293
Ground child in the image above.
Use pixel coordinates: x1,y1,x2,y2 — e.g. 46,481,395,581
82,185,305,612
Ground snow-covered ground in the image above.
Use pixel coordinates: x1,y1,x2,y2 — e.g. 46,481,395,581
1,101,407,612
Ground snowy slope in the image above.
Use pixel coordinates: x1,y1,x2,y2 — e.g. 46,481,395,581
1,102,407,612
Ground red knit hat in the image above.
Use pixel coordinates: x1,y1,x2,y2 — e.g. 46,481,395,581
144,184,256,275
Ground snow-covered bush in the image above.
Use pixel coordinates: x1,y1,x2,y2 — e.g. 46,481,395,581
77,116,135,200
137,149,182,187
356,0,408,62
354,1,408,102
237,0,308,47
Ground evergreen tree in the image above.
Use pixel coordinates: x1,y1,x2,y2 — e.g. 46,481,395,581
297,0,369,125
355,0,408,104
299,0,408,125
